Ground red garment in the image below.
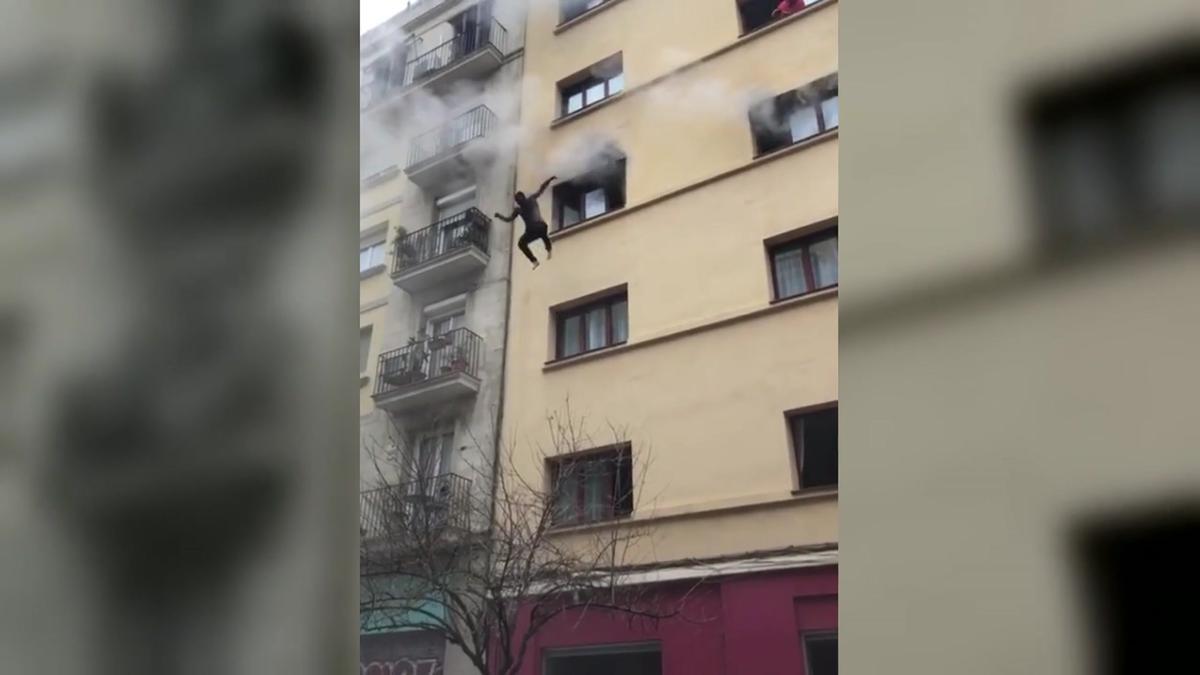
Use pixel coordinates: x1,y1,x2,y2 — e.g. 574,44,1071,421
773,0,808,17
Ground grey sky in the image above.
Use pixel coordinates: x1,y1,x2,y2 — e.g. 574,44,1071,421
361,0,412,34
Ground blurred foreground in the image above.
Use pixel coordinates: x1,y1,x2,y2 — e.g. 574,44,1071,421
842,1,1199,674
0,1,358,674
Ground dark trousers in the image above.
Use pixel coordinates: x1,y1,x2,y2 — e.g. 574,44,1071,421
518,222,551,264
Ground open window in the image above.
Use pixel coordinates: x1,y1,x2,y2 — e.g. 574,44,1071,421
559,54,625,117
1072,502,1200,675
750,73,839,156
1023,41,1200,255
560,0,610,24
802,632,838,675
359,326,373,375
737,0,825,34
789,404,837,489
360,226,388,274
553,155,627,229
547,445,634,527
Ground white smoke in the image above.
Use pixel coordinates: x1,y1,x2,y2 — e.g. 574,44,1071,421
543,132,624,181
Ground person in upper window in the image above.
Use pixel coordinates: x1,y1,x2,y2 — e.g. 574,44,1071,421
773,0,811,18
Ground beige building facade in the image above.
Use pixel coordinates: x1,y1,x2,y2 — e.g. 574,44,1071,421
504,0,839,570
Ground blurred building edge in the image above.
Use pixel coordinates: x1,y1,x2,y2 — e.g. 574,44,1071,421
839,10,1200,675
5,2,355,675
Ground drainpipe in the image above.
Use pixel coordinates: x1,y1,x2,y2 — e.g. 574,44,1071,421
486,50,523,544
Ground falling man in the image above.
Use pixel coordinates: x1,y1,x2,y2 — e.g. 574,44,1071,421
496,175,556,269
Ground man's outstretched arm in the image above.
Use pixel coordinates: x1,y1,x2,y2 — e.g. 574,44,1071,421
493,208,519,223
530,175,557,200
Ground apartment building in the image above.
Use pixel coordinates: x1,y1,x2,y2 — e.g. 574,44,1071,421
500,1,839,674
358,1,525,673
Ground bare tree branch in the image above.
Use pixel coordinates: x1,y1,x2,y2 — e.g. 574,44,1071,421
359,403,701,675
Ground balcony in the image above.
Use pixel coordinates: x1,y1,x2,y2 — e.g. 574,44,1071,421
404,105,496,189
361,19,509,113
360,473,472,542
372,328,483,413
404,19,508,92
392,208,490,294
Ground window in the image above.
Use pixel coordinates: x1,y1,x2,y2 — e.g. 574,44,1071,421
425,311,464,339
560,0,609,24
555,292,628,359
360,327,373,374
750,74,839,156
548,445,634,526
559,55,624,117
1074,504,1200,675
414,430,455,479
360,240,386,273
790,406,837,489
1024,43,1200,252
545,643,660,675
433,186,477,223
769,226,838,300
553,157,627,229
737,0,825,35
802,633,837,675
433,186,478,254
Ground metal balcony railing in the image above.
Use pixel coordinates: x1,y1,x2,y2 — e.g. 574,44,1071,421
393,208,490,273
360,473,471,540
374,327,483,397
402,19,509,87
406,105,496,169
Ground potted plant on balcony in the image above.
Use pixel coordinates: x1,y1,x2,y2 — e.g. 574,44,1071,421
384,335,429,386
398,241,419,268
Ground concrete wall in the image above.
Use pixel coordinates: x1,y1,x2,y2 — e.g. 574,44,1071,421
502,0,839,563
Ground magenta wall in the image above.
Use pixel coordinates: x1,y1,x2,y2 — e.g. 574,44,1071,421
512,565,837,675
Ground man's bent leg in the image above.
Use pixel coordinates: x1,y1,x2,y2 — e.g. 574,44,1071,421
517,233,538,265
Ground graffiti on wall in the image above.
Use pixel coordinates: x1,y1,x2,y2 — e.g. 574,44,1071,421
360,629,444,675
360,657,441,675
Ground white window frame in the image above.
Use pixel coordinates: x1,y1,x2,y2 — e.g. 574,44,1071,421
359,326,373,377
360,223,389,276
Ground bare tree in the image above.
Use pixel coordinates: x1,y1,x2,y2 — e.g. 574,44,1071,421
359,404,699,675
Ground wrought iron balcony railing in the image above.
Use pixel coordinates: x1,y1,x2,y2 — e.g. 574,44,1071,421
402,19,508,87
360,473,471,541
374,327,483,397
393,208,490,273
406,105,496,169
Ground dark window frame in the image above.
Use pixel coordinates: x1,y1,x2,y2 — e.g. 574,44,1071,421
769,226,838,301
559,55,625,118
560,0,613,24
801,631,838,675
737,0,827,36
546,444,635,527
751,74,839,157
552,158,628,230
554,291,629,359
788,403,838,490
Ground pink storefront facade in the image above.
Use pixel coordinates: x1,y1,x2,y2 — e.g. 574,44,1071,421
511,565,837,675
